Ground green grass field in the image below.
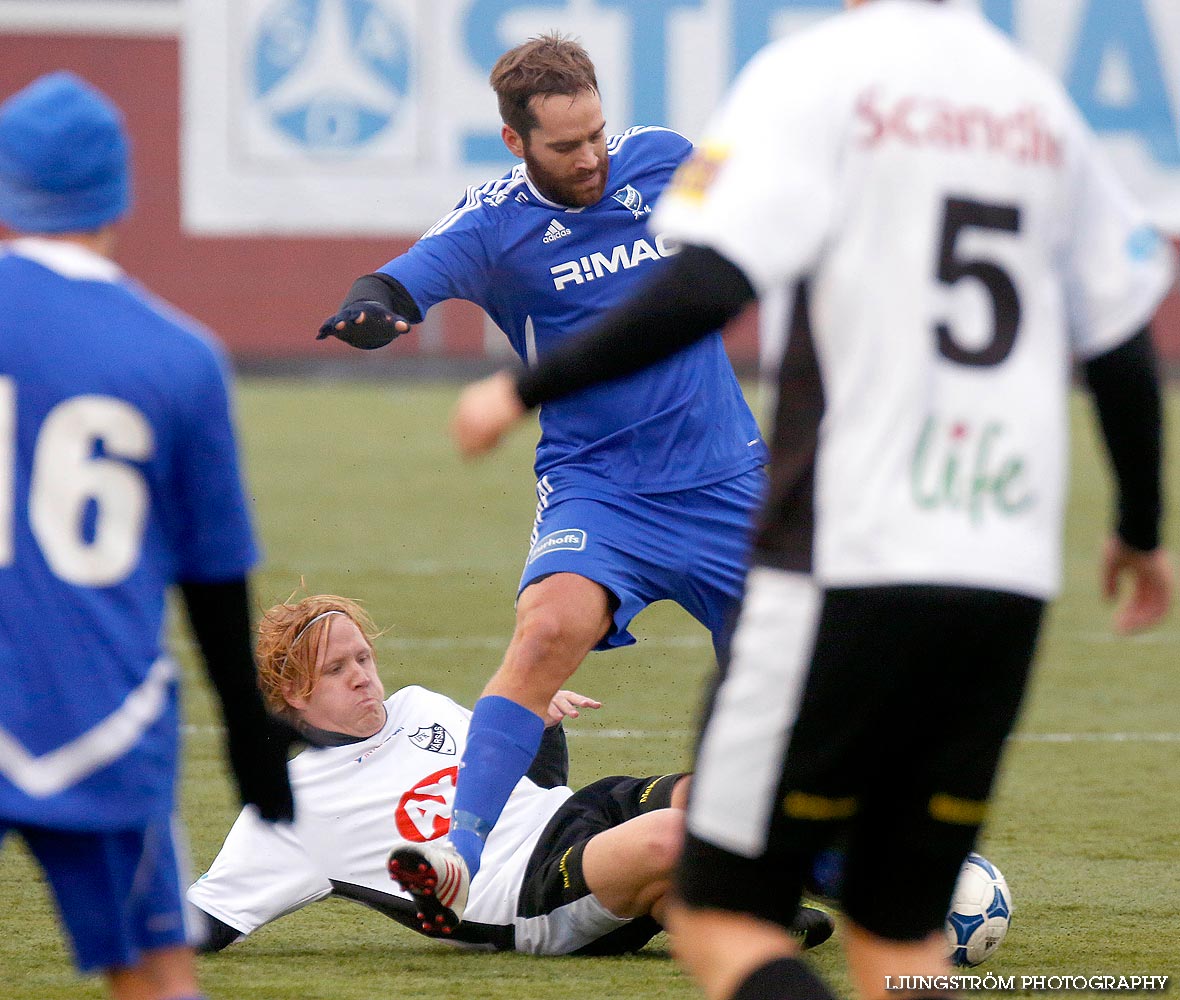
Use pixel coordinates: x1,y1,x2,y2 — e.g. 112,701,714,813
2,379,1178,999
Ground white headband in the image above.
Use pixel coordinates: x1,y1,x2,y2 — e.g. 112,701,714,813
293,610,345,646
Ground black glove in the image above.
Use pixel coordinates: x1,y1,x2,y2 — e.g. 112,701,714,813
316,301,409,350
223,710,303,822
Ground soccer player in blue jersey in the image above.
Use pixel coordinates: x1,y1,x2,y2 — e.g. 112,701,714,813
317,33,769,931
0,73,298,1000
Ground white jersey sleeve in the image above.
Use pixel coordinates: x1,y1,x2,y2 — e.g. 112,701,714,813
186,806,331,935
1062,106,1176,358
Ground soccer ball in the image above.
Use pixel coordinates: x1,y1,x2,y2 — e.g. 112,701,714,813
945,853,1012,967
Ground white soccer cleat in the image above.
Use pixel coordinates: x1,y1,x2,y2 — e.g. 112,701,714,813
387,841,471,935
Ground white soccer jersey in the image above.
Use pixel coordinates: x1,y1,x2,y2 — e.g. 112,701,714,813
654,0,1174,599
187,686,571,941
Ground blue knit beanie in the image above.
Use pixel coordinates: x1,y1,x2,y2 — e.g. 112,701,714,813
0,71,130,233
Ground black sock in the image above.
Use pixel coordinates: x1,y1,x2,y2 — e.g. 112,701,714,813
731,957,837,1000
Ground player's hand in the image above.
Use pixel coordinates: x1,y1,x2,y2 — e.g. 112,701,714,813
451,371,527,457
316,300,410,350
225,713,304,823
545,690,602,727
1101,536,1174,634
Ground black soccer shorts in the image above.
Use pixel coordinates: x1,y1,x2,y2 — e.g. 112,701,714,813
517,772,685,955
678,571,1043,942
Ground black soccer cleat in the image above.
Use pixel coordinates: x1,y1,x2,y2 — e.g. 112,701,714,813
790,904,835,951
387,842,471,935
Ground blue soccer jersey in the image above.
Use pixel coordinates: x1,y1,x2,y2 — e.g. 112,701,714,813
381,126,768,492
0,238,259,831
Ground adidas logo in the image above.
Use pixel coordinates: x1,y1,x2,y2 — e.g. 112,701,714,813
542,218,572,243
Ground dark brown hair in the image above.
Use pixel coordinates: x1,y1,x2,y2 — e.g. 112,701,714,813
489,33,598,140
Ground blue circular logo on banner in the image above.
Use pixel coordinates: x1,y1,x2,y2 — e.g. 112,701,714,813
252,0,410,150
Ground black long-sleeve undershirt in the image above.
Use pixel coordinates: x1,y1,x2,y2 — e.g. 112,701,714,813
515,245,755,409
179,578,260,728
341,272,423,323
179,578,297,822
1082,326,1164,551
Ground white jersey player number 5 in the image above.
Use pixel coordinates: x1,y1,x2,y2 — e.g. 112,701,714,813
934,196,1022,368
0,377,153,586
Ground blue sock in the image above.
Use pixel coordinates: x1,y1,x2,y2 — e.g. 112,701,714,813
449,696,545,878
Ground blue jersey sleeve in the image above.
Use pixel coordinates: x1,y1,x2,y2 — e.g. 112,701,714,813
378,196,497,316
171,341,259,581
628,125,692,168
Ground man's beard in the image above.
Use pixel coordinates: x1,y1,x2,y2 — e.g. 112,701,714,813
524,152,609,207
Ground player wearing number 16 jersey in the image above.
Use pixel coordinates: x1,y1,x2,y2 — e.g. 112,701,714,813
0,72,295,1000
448,3,1176,999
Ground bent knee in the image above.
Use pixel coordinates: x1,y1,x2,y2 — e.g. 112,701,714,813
643,810,686,876
511,604,607,666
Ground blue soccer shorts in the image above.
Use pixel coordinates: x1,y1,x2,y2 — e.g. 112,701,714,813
518,468,766,651
0,814,199,972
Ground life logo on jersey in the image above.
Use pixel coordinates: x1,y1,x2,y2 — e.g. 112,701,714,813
250,0,412,150
611,184,651,220
910,416,1034,525
395,766,457,842
408,723,457,755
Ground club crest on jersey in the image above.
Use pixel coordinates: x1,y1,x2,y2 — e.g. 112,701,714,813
408,724,457,755
611,184,650,219
528,528,587,563
543,218,572,243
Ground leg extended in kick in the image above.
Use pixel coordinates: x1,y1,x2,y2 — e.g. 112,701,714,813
390,573,613,930
455,573,613,870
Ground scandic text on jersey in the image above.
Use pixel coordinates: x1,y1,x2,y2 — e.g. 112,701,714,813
856,89,1063,168
550,234,680,291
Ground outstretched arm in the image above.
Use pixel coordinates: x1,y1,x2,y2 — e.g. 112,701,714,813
451,245,755,456
316,272,421,350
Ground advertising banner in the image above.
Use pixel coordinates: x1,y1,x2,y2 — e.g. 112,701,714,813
180,0,1180,235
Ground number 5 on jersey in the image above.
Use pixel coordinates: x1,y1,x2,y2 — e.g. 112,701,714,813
936,196,1023,367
